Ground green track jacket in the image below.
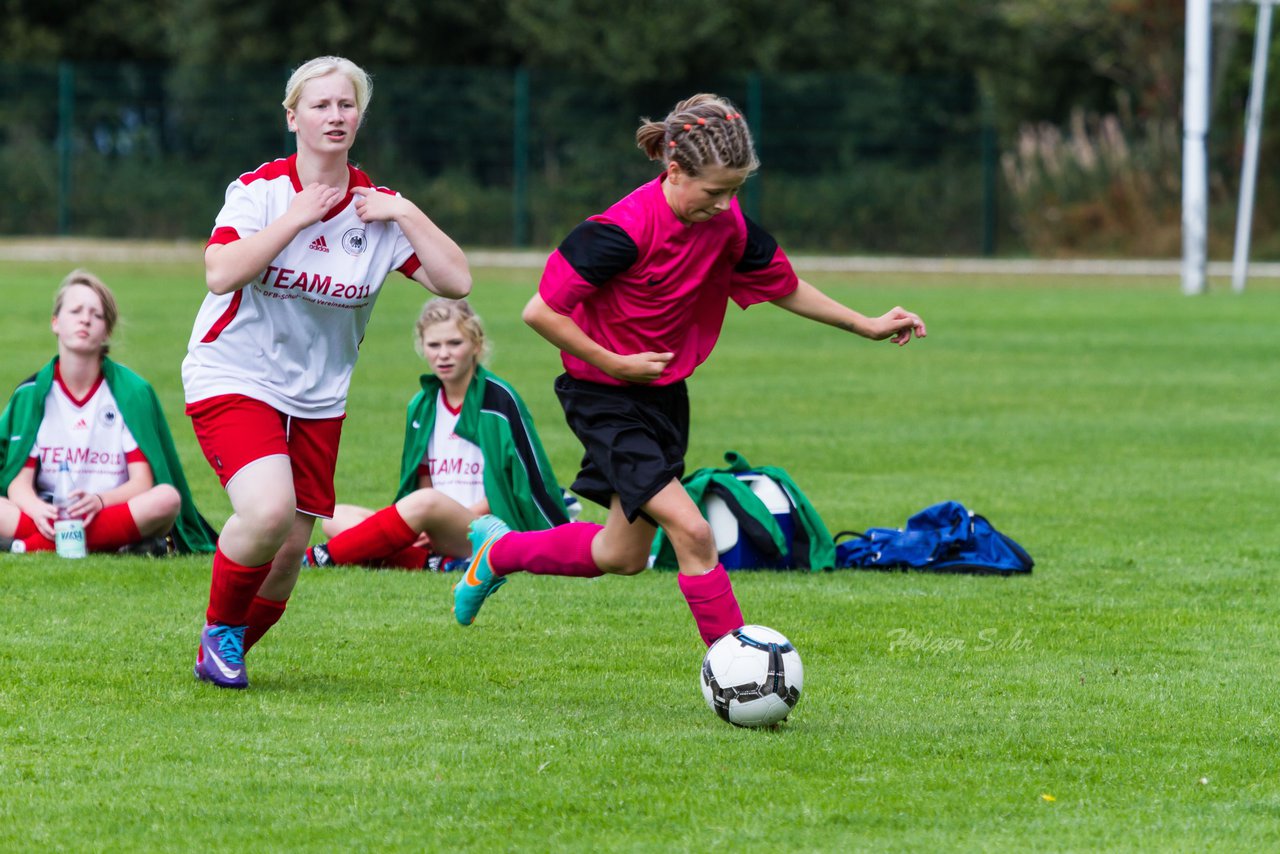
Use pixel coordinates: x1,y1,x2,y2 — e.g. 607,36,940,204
396,366,569,532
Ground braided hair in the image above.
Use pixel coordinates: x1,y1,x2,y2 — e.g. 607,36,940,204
635,94,759,177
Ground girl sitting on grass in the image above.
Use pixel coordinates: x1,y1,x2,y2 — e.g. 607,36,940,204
0,269,216,556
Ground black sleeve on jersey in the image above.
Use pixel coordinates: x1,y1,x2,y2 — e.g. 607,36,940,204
736,215,780,273
558,220,639,287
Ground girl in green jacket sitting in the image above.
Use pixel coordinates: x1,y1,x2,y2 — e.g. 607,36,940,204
0,270,216,555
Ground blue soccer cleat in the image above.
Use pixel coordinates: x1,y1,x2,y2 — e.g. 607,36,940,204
452,515,511,626
194,623,249,689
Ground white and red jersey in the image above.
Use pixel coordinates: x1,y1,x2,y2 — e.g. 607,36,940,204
29,366,145,497
182,154,424,418
417,390,485,508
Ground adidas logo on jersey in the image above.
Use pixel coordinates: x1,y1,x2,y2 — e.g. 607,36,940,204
73,418,89,430
309,236,330,253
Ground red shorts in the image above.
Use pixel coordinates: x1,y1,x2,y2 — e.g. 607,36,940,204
186,394,344,518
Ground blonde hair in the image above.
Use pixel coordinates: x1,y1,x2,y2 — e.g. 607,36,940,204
635,93,759,177
282,56,372,120
414,298,491,365
53,269,119,353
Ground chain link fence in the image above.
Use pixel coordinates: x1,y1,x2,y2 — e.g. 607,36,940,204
1,62,1000,254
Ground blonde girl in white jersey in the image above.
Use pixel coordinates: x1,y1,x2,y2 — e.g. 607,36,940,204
184,56,471,689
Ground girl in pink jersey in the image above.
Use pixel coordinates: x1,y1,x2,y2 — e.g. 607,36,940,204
0,270,216,556
185,56,471,689
453,93,926,646
302,298,569,571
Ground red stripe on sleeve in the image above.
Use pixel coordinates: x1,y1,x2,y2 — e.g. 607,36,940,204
398,254,422,278
206,226,241,248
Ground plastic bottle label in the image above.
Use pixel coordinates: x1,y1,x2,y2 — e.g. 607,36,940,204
55,518,87,559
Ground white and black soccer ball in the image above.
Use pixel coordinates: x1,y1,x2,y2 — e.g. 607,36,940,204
700,625,803,727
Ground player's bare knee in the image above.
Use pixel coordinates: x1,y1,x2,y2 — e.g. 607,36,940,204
238,500,296,543
152,484,182,521
666,514,715,555
398,488,441,527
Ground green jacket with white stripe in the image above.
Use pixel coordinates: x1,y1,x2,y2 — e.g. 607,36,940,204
396,365,569,533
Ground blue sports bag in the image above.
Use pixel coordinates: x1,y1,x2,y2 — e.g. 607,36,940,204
834,501,1033,575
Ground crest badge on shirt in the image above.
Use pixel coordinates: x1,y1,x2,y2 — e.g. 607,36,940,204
99,406,119,428
342,228,367,256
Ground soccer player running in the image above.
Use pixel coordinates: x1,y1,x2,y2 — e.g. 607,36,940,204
453,93,926,646
184,56,471,689
0,270,216,555
303,298,569,571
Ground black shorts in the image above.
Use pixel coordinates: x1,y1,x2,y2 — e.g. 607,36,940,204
555,374,689,522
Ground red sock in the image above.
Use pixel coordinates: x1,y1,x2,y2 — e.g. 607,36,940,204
325,506,418,565
678,564,744,646
243,595,288,653
380,544,431,570
205,546,272,626
85,504,142,551
19,533,56,552
489,523,604,578
14,514,54,551
14,513,38,539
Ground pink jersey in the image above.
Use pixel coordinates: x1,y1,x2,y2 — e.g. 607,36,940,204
182,155,424,418
538,174,798,386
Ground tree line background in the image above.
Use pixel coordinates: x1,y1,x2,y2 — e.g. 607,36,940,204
0,0,1273,258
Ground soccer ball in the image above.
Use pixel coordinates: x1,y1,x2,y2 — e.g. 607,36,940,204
700,625,803,727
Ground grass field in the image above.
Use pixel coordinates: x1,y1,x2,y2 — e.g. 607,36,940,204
2,258,1279,851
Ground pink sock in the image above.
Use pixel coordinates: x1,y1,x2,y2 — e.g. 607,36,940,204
678,564,744,646
325,505,418,565
205,547,272,626
243,595,288,653
86,504,142,551
488,523,605,578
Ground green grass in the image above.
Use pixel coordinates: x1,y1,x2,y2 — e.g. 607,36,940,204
2,259,1280,851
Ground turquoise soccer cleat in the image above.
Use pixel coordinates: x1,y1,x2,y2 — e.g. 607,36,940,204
452,515,511,626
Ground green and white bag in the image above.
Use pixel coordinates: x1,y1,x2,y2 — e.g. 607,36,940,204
651,451,835,571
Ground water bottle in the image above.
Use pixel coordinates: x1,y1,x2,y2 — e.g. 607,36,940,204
52,461,87,559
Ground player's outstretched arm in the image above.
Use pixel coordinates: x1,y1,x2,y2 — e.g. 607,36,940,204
772,279,926,346
522,293,672,383
352,187,471,299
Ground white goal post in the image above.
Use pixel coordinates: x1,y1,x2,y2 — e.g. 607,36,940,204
1184,0,1276,294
